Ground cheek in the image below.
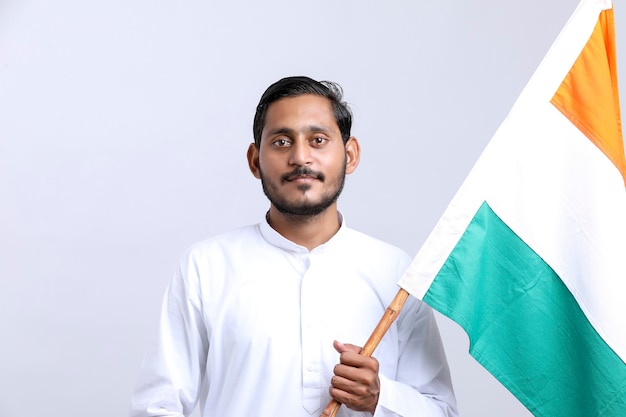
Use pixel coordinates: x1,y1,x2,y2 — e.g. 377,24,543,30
258,154,282,176
323,153,348,175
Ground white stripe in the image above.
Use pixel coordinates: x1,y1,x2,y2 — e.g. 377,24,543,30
486,100,626,363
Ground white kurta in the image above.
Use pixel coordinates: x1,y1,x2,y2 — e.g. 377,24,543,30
130,216,457,417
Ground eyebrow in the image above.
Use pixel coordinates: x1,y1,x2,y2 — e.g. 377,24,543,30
266,125,334,136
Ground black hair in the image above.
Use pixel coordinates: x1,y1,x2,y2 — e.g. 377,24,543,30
252,76,352,147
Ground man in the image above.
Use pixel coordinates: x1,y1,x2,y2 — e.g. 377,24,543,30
130,76,458,417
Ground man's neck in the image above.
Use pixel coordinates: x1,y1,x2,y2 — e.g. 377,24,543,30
266,205,341,251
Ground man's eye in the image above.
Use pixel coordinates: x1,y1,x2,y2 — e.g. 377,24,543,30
312,137,327,145
273,139,290,147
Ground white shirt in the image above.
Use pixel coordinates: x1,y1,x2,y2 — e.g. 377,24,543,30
130,216,458,417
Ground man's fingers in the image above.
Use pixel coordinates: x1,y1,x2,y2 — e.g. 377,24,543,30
332,368,375,390
330,341,381,413
331,374,357,391
334,349,379,371
334,361,379,385
329,373,380,412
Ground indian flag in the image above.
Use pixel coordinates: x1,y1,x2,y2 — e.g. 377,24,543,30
397,0,626,415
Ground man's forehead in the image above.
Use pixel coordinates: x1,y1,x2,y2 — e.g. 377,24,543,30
266,94,334,119
262,94,338,132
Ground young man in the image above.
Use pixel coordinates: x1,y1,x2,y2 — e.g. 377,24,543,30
130,76,458,417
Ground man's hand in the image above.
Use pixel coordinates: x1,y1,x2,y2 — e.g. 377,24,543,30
329,340,380,414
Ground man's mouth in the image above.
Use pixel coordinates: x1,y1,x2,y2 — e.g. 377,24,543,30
282,168,324,183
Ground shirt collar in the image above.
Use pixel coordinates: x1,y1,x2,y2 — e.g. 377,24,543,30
259,211,346,254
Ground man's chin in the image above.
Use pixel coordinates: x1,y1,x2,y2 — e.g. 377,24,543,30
295,183,313,192
275,204,327,217
271,197,335,217
262,178,344,218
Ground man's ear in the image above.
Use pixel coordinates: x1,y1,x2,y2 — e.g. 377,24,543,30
247,143,261,179
345,137,361,175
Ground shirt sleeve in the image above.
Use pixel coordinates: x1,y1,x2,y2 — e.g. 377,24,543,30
373,298,458,417
129,257,208,417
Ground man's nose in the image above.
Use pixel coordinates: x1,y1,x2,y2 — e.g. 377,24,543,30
288,139,312,166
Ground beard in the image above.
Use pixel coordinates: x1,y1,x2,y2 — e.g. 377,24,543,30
260,160,346,217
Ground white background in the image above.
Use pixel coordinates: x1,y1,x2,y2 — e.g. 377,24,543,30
1,1,624,416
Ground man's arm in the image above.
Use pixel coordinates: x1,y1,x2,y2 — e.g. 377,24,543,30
129,263,208,417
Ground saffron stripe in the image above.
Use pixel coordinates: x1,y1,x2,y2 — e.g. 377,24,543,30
551,8,626,185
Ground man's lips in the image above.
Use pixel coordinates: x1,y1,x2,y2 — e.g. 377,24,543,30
286,174,317,181
281,168,325,183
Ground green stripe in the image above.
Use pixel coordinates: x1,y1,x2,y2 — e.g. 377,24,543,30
424,201,626,417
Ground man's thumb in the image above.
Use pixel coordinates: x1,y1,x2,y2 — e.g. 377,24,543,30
333,340,363,354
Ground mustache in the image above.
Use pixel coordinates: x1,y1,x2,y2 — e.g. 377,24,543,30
281,167,325,183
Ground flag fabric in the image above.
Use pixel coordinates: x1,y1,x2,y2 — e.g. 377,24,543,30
397,0,626,415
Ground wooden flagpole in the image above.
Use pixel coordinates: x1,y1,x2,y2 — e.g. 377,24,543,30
319,288,410,417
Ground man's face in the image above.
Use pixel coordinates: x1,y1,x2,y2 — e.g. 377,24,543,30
249,94,356,217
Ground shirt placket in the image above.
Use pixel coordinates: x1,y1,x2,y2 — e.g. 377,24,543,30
300,253,322,414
